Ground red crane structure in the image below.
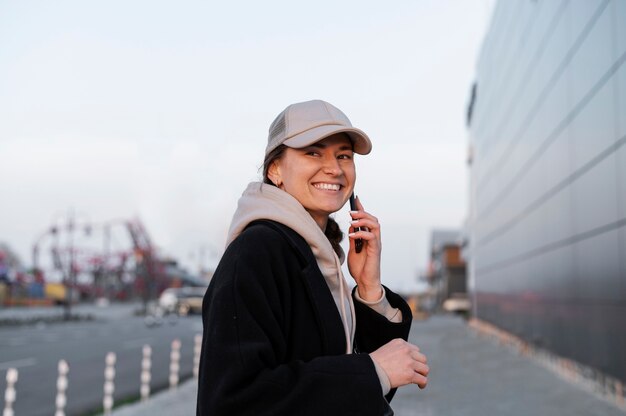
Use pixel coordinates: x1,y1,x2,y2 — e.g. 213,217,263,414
31,215,171,317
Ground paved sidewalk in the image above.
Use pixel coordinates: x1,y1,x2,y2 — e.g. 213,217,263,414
393,316,624,416
112,316,626,415
112,379,197,416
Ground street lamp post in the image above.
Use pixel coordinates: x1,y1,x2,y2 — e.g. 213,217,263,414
65,212,75,321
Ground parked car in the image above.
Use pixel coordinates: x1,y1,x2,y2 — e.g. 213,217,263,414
158,286,207,315
442,293,471,315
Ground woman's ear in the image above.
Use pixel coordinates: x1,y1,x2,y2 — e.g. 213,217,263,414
267,160,282,187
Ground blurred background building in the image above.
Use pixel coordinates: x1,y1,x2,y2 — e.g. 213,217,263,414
466,0,626,383
426,229,468,314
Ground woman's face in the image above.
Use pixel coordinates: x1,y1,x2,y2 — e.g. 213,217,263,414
269,134,356,228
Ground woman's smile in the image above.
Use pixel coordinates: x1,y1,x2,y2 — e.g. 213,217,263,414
312,182,343,191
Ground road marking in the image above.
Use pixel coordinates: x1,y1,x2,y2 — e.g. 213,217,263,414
123,338,154,350
0,357,37,371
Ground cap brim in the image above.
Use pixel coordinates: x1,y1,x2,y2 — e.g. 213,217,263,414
282,125,372,155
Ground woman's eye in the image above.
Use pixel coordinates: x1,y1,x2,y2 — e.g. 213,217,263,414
338,154,353,160
305,151,320,157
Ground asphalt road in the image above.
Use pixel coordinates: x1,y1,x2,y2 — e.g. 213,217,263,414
0,306,202,416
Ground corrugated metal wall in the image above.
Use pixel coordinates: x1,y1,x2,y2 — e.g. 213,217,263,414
467,0,626,381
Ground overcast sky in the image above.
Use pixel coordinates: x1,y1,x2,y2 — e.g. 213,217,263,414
0,0,495,293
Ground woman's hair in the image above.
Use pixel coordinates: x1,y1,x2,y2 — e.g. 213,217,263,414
262,145,286,186
324,217,344,257
262,144,344,256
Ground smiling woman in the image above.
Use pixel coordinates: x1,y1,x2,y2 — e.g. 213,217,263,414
196,100,429,416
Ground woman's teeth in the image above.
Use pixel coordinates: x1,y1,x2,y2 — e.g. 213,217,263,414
314,183,340,191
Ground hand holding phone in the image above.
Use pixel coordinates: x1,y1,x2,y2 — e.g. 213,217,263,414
349,193,364,253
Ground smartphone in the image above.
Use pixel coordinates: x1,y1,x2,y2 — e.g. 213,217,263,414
349,193,364,253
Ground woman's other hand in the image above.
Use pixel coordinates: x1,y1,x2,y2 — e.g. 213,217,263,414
370,339,429,389
347,196,383,301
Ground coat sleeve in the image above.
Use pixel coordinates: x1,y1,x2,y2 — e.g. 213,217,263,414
352,285,413,403
197,226,387,416
352,285,413,353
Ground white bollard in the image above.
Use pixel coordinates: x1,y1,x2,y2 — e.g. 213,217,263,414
103,352,116,415
140,345,152,401
169,339,181,390
3,368,18,416
193,334,202,379
55,360,69,416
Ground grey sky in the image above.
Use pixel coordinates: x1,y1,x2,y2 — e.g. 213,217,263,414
0,0,494,292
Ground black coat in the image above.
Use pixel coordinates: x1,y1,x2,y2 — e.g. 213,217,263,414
197,220,412,416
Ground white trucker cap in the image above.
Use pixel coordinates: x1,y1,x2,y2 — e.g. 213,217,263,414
265,99,372,156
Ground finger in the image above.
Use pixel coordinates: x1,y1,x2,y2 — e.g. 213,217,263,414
411,351,427,364
349,210,378,222
349,225,372,238
347,230,360,251
349,197,374,220
411,361,429,388
350,218,379,231
349,220,381,236
413,362,430,377
348,227,358,239
348,229,377,241
413,372,428,389
406,343,421,353
348,224,368,237
355,195,365,211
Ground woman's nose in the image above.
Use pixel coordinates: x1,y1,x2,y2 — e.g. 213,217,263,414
322,157,341,175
